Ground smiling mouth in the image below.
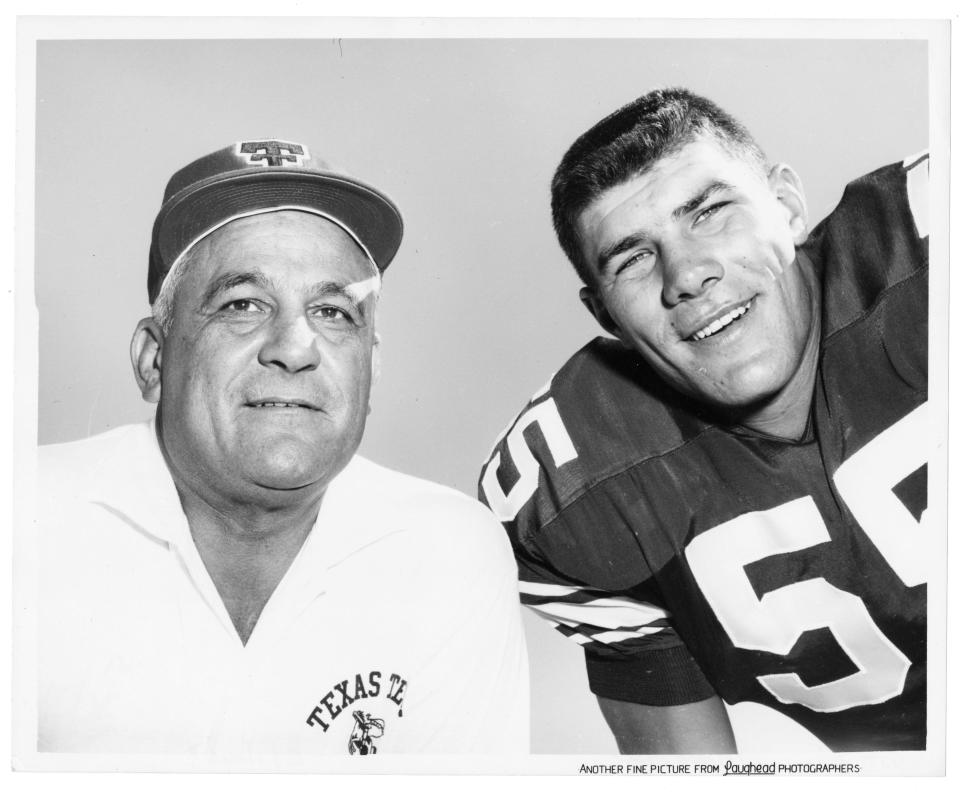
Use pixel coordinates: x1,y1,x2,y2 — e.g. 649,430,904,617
247,400,320,411
689,300,753,341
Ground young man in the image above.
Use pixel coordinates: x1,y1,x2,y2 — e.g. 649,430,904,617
39,140,529,756
480,89,928,753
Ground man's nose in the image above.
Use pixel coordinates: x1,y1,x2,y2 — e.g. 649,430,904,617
257,313,322,373
660,243,724,306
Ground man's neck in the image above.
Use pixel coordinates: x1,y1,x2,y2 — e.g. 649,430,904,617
736,377,816,441
173,478,325,645
732,259,823,442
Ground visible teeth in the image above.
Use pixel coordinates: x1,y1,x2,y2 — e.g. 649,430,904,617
692,302,750,341
257,402,298,408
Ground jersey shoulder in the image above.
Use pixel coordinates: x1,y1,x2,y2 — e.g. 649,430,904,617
478,342,718,681
479,338,715,583
804,153,929,336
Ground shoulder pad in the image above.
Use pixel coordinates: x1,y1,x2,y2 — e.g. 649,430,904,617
804,154,929,335
480,337,709,533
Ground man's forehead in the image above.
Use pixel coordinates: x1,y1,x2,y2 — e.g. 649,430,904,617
583,140,763,225
621,138,756,195
204,210,369,254
191,211,376,278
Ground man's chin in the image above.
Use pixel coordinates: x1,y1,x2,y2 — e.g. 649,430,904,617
245,446,352,493
684,371,807,434
251,474,318,493
677,353,793,404
244,460,327,492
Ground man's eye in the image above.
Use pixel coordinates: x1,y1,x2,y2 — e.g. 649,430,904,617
221,299,262,313
615,250,653,276
694,202,729,225
315,305,355,323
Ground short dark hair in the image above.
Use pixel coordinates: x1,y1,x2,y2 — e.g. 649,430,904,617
551,88,768,285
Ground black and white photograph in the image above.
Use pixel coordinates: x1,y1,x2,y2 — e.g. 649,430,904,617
12,15,949,777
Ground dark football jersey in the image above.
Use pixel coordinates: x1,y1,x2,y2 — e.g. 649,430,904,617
479,154,929,752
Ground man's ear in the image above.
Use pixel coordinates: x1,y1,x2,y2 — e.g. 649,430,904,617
367,332,381,416
768,163,809,245
131,318,164,404
371,332,382,385
579,286,623,340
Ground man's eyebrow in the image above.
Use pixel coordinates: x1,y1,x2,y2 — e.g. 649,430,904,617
671,180,732,221
199,272,372,315
200,272,269,310
312,281,365,312
596,232,650,275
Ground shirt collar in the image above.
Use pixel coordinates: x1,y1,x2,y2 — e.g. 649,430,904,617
88,416,193,549
90,419,406,567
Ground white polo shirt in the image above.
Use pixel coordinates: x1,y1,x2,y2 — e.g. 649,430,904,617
38,421,529,756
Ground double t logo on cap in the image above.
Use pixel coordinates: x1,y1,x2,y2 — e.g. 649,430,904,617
237,140,307,167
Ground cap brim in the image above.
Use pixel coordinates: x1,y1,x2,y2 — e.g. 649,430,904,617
150,169,403,301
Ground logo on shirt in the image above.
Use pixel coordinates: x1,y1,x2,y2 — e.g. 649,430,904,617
305,669,408,753
348,710,385,755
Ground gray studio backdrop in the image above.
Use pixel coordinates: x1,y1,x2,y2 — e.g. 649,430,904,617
36,37,927,753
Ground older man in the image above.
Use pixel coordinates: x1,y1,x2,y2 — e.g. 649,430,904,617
39,140,528,755
481,89,928,753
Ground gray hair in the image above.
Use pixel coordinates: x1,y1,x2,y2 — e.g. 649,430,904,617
151,245,197,334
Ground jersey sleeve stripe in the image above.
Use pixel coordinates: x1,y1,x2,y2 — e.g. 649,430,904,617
568,627,667,645
520,593,671,630
521,585,667,609
533,615,660,648
551,619,669,646
520,580,667,610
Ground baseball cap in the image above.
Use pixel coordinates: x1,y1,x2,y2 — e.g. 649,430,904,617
147,139,404,303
